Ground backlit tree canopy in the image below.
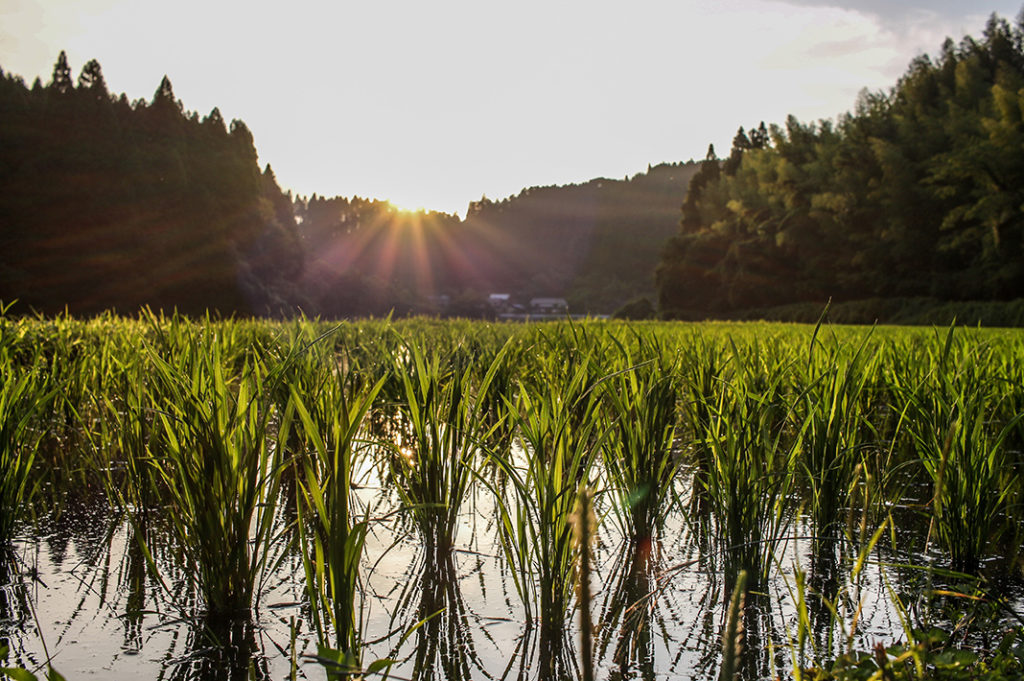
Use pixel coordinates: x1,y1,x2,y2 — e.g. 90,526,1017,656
657,13,1024,318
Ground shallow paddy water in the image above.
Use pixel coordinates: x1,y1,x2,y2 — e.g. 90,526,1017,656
5,467,1021,681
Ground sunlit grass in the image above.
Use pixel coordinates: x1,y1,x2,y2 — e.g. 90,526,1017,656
600,334,681,544
386,337,509,557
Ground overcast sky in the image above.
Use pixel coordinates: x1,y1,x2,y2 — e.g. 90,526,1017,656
1,1,1019,214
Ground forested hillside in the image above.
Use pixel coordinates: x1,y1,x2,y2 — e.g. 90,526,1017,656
0,51,694,317
462,163,698,312
295,163,698,316
657,14,1024,319
0,52,302,316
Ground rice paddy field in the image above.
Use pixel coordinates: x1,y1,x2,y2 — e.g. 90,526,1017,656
2,312,1024,680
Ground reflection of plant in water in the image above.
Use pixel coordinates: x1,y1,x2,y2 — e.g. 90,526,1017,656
389,548,482,681
783,533,1024,681
120,525,149,654
167,617,268,681
0,558,29,665
598,541,662,681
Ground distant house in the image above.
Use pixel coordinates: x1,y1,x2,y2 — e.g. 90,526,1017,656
488,293,512,313
530,297,568,315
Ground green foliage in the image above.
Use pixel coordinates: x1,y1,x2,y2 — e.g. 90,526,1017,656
887,325,1021,572
795,323,878,540
0,335,53,545
599,336,681,542
658,13,1024,318
806,628,1024,681
284,339,383,659
698,340,800,585
486,333,606,678
386,337,508,556
136,322,286,617
2,313,1024,679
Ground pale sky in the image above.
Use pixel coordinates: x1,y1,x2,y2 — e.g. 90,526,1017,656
1,1,1019,215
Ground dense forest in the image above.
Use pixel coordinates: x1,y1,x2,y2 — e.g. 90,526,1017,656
0,52,303,316
657,13,1024,319
0,51,693,317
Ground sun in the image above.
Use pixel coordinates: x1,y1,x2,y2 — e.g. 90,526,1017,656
386,199,427,214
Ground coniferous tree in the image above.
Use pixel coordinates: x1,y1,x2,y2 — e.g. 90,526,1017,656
50,50,72,93
76,59,107,97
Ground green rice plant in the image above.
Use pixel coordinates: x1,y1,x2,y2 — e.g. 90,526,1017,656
139,330,285,619
699,350,799,588
600,337,681,544
284,357,384,664
891,326,1021,573
473,336,522,456
796,325,878,543
386,338,509,557
487,353,605,679
99,355,165,517
0,350,54,549
681,334,729,491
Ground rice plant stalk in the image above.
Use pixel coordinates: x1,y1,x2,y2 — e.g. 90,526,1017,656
0,350,54,549
797,326,877,543
699,349,798,587
600,340,680,544
893,325,1021,572
386,338,510,558
142,333,284,619
487,354,605,679
285,362,384,663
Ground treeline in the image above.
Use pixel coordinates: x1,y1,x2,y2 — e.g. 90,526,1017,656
295,196,465,317
294,163,697,316
463,163,697,312
0,52,302,316
657,13,1024,319
0,51,694,318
